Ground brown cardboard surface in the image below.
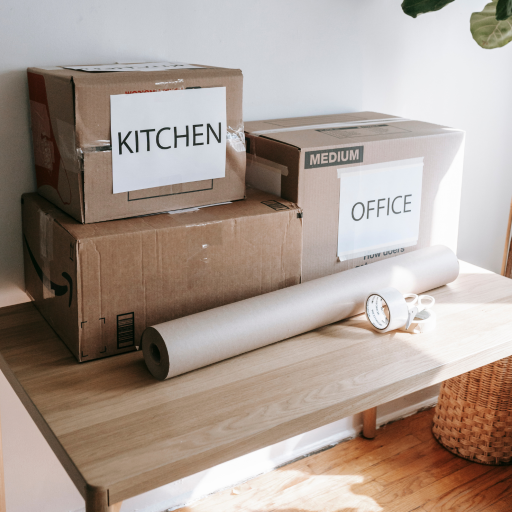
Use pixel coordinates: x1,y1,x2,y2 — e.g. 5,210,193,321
245,112,465,282
22,188,302,362
27,64,245,223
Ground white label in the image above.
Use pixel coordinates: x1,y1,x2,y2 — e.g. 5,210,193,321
63,62,205,72
110,87,226,194
337,157,423,260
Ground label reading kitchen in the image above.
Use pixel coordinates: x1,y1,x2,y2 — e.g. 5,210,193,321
111,87,226,194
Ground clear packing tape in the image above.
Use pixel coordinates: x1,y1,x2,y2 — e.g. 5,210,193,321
39,210,55,299
142,245,459,380
226,125,245,153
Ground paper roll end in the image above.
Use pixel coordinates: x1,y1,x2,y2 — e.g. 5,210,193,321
142,327,169,380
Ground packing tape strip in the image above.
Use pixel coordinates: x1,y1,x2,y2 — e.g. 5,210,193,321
39,209,55,299
365,287,409,333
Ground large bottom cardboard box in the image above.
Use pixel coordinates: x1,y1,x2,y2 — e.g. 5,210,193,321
245,112,465,281
22,188,302,362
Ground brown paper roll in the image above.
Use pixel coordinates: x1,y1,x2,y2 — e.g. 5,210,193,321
142,245,459,380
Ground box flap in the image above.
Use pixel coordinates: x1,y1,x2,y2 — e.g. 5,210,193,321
244,112,396,132
27,70,84,221
26,188,299,241
27,63,234,81
248,118,461,149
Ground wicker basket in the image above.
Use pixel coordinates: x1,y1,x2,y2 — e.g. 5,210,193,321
432,356,512,465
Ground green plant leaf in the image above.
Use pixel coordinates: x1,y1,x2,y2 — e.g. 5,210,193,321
471,1,512,48
496,0,512,20
402,0,456,18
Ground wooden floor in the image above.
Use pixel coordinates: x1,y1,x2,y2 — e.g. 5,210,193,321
178,409,512,512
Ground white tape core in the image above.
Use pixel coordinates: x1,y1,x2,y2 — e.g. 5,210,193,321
366,294,390,330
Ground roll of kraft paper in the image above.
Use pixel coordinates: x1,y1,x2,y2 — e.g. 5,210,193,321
143,245,459,380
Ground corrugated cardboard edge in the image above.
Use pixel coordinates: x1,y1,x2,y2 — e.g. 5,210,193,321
22,188,303,363
22,194,82,360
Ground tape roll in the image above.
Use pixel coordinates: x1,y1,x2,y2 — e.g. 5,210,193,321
365,287,409,333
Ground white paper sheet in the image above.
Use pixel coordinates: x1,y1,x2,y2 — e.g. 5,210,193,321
337,157,424,260
110,87,227,194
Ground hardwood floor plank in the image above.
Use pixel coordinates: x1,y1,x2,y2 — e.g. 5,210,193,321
373,449,469,505
178,409,512,512
369,420,467,496
389,464,495,512
420,466,512,512
480,496,512,512
309,434,423,477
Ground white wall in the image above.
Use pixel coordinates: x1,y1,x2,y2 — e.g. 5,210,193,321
1,1,511,511
362,0,512,273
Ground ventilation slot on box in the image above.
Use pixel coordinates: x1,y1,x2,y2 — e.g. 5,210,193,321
117,313,135,349
261,200,289,211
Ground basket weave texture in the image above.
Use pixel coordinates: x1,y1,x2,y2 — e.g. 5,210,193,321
432,356,512,465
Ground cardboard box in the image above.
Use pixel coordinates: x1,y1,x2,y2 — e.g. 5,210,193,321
27,62,245,223
245,112,465,281
22,188,302,362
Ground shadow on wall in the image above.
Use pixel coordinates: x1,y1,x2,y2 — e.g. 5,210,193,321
0,69,36,295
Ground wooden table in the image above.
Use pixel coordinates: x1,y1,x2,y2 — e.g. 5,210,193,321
1,262,512,511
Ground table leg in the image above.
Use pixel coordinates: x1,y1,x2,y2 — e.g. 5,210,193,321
0,408,6,512
362,407,377,439
85,485,122,512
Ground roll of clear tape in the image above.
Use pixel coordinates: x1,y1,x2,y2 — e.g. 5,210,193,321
365,288,410,333
142,245,459,380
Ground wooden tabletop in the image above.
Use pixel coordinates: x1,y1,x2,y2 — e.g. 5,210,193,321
1,262,512,505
